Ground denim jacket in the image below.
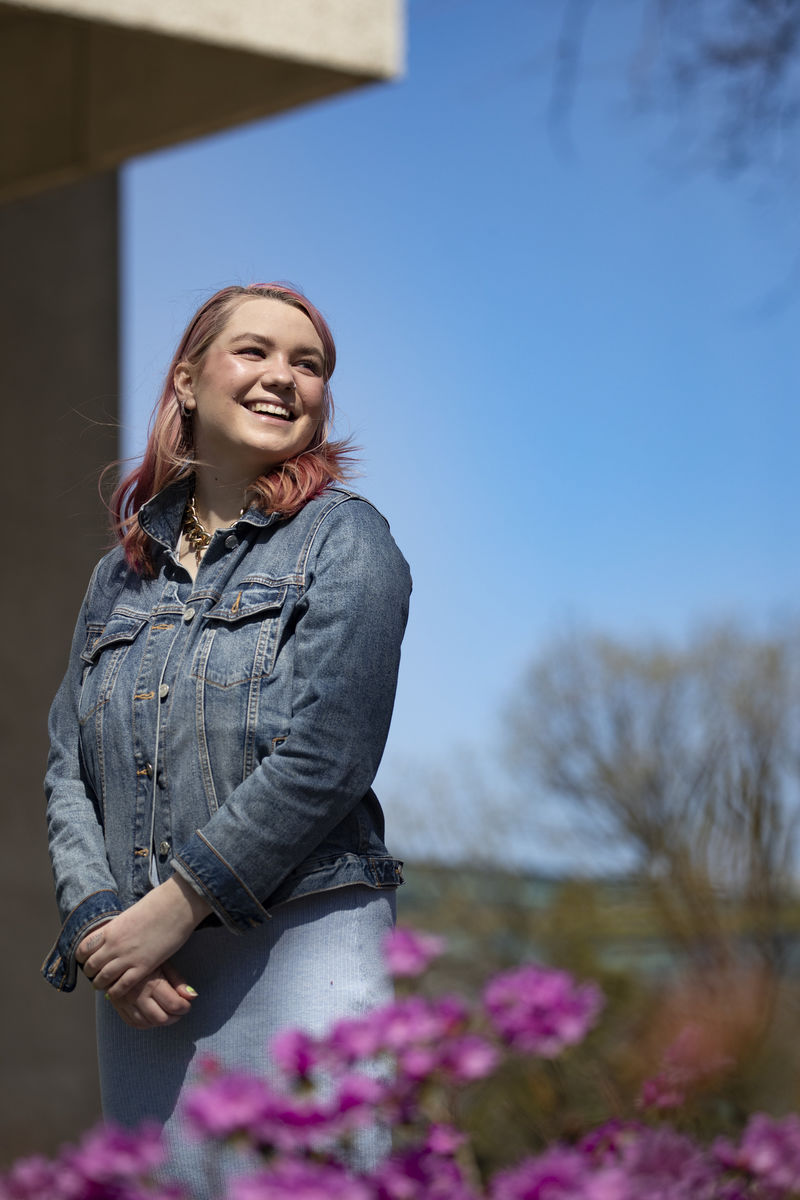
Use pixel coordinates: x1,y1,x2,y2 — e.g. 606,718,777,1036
43,478,411,991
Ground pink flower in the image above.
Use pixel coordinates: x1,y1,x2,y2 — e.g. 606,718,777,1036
425,1125,466,1155
490,1147,591,1199
491,1129,721,1200
715,1112,800,1192
0,1126,175,1200
439,1035,500,1082
638,1072,686,1112
65,1122,166,1181
325,1009,387,1065
183,1072,277,1139
615,1127,719,1199
330,1071,387,1125
270,1028,319,1079
383,928,446,977
233,1159,372,1200
372,1146,479,1200
380,997,448,1052
638,1024,733,1113
484,965,603,1057
397,1044,440,1081
1,1156,67,1200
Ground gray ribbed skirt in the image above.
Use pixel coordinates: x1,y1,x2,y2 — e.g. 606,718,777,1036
95,885,396,1197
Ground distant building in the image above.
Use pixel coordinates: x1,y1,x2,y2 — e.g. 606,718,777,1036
400,862,800,982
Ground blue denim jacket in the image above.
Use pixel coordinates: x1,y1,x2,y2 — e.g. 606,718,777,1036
43,479,411,991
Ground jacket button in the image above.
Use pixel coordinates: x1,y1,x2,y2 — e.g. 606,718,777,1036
182,607,196,623
158,841,171,856
159,683,170,699
144,762,154,778
225,534,238,550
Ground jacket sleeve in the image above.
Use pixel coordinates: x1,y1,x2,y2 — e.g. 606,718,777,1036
42,566,122,991
171,498,412,931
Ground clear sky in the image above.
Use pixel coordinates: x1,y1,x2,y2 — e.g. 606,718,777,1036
122,0,799,869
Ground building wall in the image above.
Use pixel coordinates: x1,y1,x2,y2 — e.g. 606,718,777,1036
1,0,403,202
0,173,119,1158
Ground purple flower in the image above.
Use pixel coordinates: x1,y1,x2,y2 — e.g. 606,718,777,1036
185,1062,387,1155
383,928,446,977
638,1072,687,1113
324,1009,387,1065
269,1028,319,1079
577,1122,644,1166
638,1024,733,1113
491,1129,721,1200
65,1122,166,1181
438,1035,500,1082
425,1125,466,1156
616,1127,720,1199
1,1156,67,1200
233,1159,372,1200
0,1125,174,1200
715,1112,800,1192
396,1044,440,1081
380,997,449,1053
484,965,603,1057
372,1146,479,1200
432,994,470,1033
490,1147,591,1199
329,1071,387,1128
184,1071,278,1139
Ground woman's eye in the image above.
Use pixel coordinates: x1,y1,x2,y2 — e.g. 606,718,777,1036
238,346,265,358
296,359,322,375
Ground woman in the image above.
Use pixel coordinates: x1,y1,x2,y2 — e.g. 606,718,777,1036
42,283,411,1184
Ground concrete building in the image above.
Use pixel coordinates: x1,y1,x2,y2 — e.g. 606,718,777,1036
0,0,403,1159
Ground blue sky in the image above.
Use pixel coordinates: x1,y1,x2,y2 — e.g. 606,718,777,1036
122,0,799,868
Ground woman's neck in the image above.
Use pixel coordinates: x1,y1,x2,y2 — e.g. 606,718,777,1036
192,468,250,533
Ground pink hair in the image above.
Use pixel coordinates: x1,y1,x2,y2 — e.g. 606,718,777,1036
111,283,357,576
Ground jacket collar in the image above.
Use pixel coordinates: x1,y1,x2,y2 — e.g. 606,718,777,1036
137,474,280,551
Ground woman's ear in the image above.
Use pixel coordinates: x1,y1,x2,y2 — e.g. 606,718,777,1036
173,362,196,413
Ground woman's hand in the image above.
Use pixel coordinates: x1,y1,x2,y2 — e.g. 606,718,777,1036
76,875,212,998
106,960,197,1029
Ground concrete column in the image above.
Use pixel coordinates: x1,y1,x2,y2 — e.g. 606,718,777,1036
0,172,119,1158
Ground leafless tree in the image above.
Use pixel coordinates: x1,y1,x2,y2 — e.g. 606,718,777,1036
552,0,800,176
507,623,800,972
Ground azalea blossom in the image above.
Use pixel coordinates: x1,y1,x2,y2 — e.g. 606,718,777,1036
484,964,603,1057
383,927,446,977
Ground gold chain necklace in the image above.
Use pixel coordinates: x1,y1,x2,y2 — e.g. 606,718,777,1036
182,494,212,564
181,493,247,565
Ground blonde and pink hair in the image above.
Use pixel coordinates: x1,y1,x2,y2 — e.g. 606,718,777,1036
111,283,356,576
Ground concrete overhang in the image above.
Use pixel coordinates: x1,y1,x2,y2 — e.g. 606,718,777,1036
1,0,404,201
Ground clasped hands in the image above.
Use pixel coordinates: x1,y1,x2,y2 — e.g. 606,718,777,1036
75,874,212,1030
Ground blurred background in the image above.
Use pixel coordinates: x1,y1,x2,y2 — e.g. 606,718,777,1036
2,0,798,1169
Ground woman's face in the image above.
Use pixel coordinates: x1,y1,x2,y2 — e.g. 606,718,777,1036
175,297,327,480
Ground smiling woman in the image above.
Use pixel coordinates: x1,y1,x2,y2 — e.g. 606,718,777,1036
173,299,328,504
42,283,412,1196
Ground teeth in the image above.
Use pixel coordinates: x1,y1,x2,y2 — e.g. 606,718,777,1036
247,402,291,419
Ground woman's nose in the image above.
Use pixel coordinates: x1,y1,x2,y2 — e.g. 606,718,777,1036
260,356,295,389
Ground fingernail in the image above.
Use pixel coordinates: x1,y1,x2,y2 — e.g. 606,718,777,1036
185,986,198,997
104,993,111,1001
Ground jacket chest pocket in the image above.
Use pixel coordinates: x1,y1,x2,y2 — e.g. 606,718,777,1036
78,612,148,724
191,583,289,689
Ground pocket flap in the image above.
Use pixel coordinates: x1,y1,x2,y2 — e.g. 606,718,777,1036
206,584,288,624
80,613,148,663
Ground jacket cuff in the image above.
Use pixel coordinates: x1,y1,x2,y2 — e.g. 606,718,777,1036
171,832,270,934
41,890,121,992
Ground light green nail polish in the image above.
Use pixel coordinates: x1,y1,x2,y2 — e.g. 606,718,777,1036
185,986,198,997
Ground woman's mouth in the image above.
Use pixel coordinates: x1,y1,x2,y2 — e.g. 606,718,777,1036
243,401,294,421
